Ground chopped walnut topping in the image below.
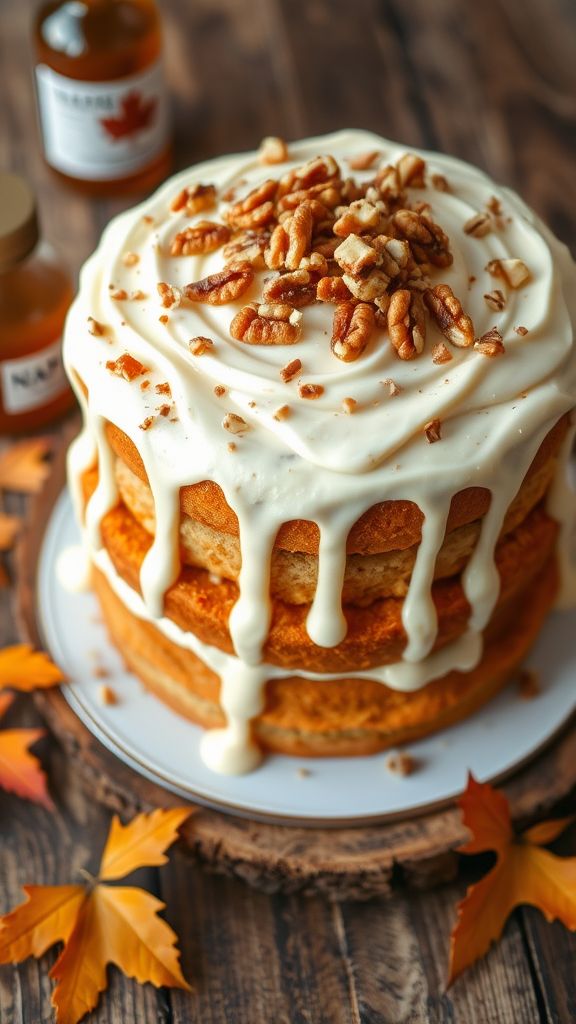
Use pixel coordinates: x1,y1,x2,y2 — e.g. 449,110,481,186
334,233,380,275
387,289,426,361
372,235,411,279
431,173,451,192
264,223,289,269
131,289,147,301
262,268,317,307
189,336,214,356
224,229,271,268
280,357,302,382
214,384,227,397
111,288,127,300
259,135,289,165
342,397,357,414
514,325,529,336
87,317,105,336
230,303,302,345
392,208,452,267
518,668,540,699
381,378,401,396
424,284,474,348
106,353,149,381
98,684,118,706
343,269,389,301
140,379,151,391
432,341,453,364
285,202,314,269
155,382,172,396
484,289,506,312
333,199,382,237
316,276,352,303
139,416,154,431
170,183,216,214
332,301,375,362
170,221,231,257
474,327,505,357
222,412,250,434
486,258,531,288
226,179,277,229
464,211,492,238
299,382,324,400
396,152,425,188
122,251,139,267
386,751,417,776
227,442,237,452
157,403,171,417
424,418,442,443
347,150,380,171
273,404,291,421
157,282,182,308
184,260,254,305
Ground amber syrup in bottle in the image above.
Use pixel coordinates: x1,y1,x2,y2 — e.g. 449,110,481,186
33,0,171,196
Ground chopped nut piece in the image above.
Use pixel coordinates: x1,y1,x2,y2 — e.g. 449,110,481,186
106,353,149,381
316,276,352,303
87,317,104,336
484,289,506,312
122,251,139,267
227,442,237,452
486,258,531,288
299,382,324,400
285,202,314,269
474,327,505,357
386,751,417,776
155,382,172,397
189,336,214,356
348,150,380,170
230,303,302,345
222,412,249,434
184,260,254,305
382,378,401,397
259,135,289,164
111,288,127,300
372,235,411,278
396,152,426,187
424,284,475,348
157,282,182,308
264,223,289,269
432,341,452,364
333,199,381,237
224,228,271,268
518,668,540,699
170,183,216,214
332,301,375,362
273,404,291,421
387,289,426,361
131,289,147,301
342,397,357,414
280,357,302,382
226,179,277,229
424,418,442,443
464,212,492,238
262,268,316,307
139,416,154,431
140,380,151,391
373,164,405,207
392,208,453,268
214,385,227,397
157,404,171,417
334,233,380,275
98,684,118,706
170,221,231,256
514,325,529,336
343,269,389,301
431,173,451,192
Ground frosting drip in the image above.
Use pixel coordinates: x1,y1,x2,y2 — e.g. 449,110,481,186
63,130,576,774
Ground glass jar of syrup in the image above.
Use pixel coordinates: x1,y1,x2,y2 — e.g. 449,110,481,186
0,173,74,434
33,0,171,196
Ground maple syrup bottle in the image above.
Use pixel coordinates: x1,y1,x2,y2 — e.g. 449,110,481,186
0,174,74,434
33,0,171,196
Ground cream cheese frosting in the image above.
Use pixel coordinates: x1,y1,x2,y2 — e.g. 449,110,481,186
63,129,576,774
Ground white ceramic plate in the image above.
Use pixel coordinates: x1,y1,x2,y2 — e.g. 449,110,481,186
37,490,575,826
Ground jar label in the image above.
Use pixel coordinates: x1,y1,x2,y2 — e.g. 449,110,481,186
35,61,169,181
1,336,68,414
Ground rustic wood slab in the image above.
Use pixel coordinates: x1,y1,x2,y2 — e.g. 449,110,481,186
16,424,576,900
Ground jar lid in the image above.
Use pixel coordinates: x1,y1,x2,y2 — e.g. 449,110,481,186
0,173,39,270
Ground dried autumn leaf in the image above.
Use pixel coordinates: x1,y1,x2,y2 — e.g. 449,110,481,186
0,513,20,550
0,693,53,807
0,439,50,493
449,774,576,984
0,807,192,1024
0,644,65,692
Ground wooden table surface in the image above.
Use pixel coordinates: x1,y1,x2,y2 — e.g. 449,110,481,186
2,0,576,1021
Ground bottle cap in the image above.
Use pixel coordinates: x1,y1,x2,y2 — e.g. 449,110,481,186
0,173,40,271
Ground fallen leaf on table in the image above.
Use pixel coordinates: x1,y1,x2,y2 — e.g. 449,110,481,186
448,773,576,984
0,513,20,550
0,807,193,1024
0,438,51,493
0,693,52,807
0,645,65,692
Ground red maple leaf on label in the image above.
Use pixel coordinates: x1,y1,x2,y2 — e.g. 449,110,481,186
100,91,157,141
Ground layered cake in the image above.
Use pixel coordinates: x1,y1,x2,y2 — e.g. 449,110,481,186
63,130,576,774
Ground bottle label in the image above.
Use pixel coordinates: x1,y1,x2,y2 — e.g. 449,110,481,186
1,337,68,415
35,61,169,181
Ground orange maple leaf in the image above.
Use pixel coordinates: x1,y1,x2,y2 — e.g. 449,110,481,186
448,773,576,983
0,807,192,1024
0,644,65,692
0,693,52,807
0,438,51,493
100,91,157,141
